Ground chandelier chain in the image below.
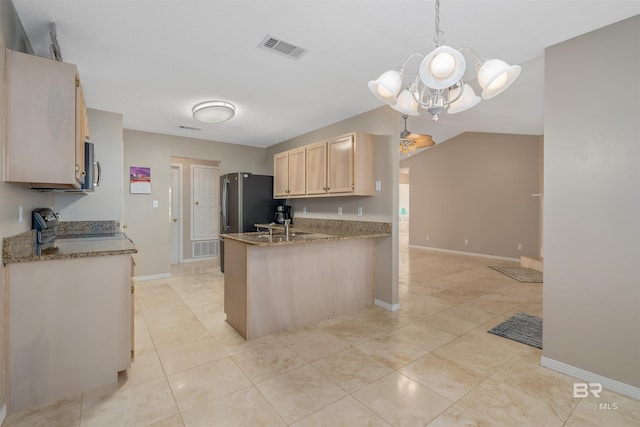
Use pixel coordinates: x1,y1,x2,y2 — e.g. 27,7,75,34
433,0,444,47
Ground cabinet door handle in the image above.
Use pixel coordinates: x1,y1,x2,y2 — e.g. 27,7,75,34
195,201,199,205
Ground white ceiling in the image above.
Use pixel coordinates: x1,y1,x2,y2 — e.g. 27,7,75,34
12,0,640,148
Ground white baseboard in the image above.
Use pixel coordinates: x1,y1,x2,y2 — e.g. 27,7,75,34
0,404,6,425
374,299,400,311
408,244,520,262
178,256,217,264
541,356,640,400
133,273,171,282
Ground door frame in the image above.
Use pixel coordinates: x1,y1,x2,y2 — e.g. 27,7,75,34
170,163,183,264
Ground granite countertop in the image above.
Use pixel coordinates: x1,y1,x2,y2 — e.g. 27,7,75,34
3,221,137,264
224,219,391,247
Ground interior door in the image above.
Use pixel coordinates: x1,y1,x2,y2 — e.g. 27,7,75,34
192,165,219,240
170,165,181,263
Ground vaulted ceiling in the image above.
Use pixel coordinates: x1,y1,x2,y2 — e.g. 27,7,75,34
12,1,640,147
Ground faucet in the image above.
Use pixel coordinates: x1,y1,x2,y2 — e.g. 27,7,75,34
284,219,291,240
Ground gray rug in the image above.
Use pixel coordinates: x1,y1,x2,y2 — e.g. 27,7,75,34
488,313,542,349
489,266,543,283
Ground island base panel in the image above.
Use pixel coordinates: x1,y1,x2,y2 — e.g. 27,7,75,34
223,238,248,338
224,238,374,339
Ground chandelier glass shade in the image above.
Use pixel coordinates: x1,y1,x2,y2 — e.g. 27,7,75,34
368,0,521,121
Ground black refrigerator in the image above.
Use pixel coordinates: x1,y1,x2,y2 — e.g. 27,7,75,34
219,173,277,272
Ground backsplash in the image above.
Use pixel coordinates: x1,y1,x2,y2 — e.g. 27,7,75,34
293,218,391,235
56,220,120,236
3,220,122,264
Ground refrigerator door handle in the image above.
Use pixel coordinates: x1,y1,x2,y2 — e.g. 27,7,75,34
222,178,229,231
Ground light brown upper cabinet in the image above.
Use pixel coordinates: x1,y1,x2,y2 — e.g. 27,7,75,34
75,80,90,183
327,135,355,194
274,131,374,199
4,49,88,188
273,147,306,198
306,141,328,195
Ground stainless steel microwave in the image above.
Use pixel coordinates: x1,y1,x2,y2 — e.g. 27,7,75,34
82,141,101,192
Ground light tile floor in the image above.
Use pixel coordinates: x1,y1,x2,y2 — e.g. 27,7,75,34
5,243,640,426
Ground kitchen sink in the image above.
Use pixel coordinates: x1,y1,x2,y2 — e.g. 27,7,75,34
252,230,312,238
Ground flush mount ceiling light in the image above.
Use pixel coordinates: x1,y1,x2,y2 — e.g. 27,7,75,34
400,114,435,154
368,0,521,121
192,101,236,124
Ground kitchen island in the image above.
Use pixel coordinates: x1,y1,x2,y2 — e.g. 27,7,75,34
2,220,137,412
222,219,390,339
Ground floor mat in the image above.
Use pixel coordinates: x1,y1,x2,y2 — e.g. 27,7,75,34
489,266,543,283
488,313,542,349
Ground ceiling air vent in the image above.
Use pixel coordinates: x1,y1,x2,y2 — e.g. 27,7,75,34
258,34,307,60
179,125,201,131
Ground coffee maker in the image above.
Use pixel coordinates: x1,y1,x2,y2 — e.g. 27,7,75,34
274,205,293,224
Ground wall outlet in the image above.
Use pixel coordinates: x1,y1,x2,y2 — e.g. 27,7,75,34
464,239,469,245
426,234,430,241
357,207,363,216
518,243,523,251
18,206,23,223
302,206,307,214
375,181,382,191
153,200,158,208
337,206,343,215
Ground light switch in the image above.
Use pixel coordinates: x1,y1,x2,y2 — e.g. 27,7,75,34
153,200,158,208
375,181,382,191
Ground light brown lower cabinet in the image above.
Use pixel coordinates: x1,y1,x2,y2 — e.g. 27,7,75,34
5,255,132,413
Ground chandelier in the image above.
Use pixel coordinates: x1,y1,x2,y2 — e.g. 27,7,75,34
368,0,521,122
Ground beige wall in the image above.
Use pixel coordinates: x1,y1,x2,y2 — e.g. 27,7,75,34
266,107,401,307
401,132,541,259
543,15,640,390
55,109,124,222
123,130,269,277
170,156,219,260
